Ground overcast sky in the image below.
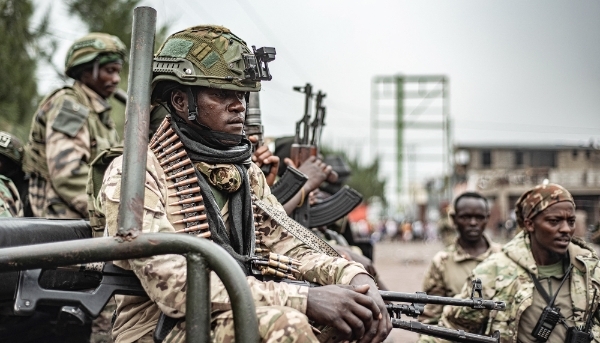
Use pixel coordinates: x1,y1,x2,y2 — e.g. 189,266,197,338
34,0,600,205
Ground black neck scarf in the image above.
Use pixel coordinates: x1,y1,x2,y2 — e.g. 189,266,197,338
170,116,255,274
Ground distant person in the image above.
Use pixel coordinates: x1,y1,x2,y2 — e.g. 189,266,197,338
0,131,24,217
23,32,126,219
385,218,398,240
418,192,501,329
437,184,600,343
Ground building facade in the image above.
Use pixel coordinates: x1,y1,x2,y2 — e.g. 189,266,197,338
453,144,600,236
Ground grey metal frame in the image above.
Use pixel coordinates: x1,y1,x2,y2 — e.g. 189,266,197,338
0,6,259,343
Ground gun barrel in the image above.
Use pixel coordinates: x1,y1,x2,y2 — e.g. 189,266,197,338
245,92,264,147
392,319,500,343
113,88,128,104
380,291,506,311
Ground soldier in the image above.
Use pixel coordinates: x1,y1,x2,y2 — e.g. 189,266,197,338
0,131,24,217
418,192,501,329
434,183,600,343
98,25,391,343
23,32,126,219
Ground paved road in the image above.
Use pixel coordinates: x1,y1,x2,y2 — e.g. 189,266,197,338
373,240,445,343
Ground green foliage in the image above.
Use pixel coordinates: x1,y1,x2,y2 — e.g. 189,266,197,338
321,146,388,207
65,0,171,135
0,0,55,141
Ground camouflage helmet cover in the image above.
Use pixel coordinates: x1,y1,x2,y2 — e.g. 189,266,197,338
0,131,24,166
515,183,575,228
65,32,127,78
152,25,261,101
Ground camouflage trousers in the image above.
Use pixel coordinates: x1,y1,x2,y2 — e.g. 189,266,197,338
91,298,117,343
137,306,319,343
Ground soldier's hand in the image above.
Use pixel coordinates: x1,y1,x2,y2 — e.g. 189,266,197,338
349,274,392,343
285,156,332,192
249,136,280,186
306,283,380,342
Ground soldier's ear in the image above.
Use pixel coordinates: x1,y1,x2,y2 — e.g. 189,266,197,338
524,218,535,233
170,89,188,116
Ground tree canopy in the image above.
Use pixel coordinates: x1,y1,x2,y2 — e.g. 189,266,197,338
0,0,55,140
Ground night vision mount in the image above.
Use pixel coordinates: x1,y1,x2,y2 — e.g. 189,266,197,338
243,46,276,81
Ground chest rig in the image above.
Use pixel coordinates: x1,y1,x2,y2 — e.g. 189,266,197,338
150,117,302,280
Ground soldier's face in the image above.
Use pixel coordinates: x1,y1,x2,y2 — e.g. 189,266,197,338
525,201,575,264
80,62,123,99
188,88,247,135
452,197,488,243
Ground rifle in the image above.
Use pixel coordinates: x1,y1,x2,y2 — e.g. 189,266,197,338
382,278,503,343
246,92,309,204
290,84,361,228
10,262,504,343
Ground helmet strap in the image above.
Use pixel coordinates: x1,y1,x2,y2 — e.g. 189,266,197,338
92,60,99,80
186,87,199,121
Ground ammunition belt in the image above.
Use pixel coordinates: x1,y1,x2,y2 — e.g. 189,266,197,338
150,118,210,238
252,201,300,280
150,117,301,280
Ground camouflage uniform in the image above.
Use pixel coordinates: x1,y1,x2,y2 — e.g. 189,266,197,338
0,131,24,217
419,231,600,343
23,81,120,219
0,175,22,217
23,32,125,219
418,235,501,327
98,149,368,343
419,184,600,343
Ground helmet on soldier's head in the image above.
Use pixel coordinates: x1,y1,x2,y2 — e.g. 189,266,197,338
65,32,127,79
151,25,267,102
0,131,24,166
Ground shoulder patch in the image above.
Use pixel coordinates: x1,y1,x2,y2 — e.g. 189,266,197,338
52,98,90,137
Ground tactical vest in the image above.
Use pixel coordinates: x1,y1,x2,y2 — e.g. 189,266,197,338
23,84,120,179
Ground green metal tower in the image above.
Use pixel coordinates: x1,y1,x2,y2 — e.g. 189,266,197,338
370,74,451,208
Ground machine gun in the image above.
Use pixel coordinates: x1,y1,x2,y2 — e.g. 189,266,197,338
245,92,309,205
289,84,362,228
8,257,505,343
382,279,504,343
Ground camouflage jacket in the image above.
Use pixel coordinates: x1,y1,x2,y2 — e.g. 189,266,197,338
418,236,501,326
23,81,120,219
430,231,600,343
98,148,368,343
0,175,22,217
